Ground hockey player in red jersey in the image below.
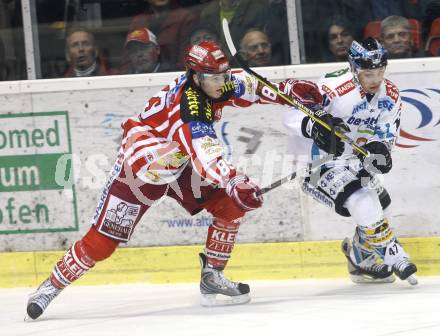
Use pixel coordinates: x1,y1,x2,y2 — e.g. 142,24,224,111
26,41,322,319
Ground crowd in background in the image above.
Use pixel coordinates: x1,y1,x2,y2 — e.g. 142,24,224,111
0,0,439,81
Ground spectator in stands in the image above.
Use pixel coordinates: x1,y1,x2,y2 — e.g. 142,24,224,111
188,22,220,46
122,28,170,74
199,0,269,53
178,22,220,71
64,26,117,77
239,29,273,67
129,0,197,70
380,15,421,58
324,16,354,62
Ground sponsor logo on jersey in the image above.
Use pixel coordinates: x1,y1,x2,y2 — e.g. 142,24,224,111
200,137,222,156
245,76,253,94
347,116,378,127
232,76,245,97
185,87,201,117
335,80,356,96
301,182,334,208
378,98,395,111
321,84,336,100
189,120,216,139
352,101,368,114
385,79,399,103
98,195,141,241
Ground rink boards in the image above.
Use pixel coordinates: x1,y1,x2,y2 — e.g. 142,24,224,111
1,236,439,287
1,59,440,286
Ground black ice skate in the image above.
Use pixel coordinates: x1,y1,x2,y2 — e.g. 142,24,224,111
393,258,418,285
26,278,62,320
341,238,395,284
199,253,250,306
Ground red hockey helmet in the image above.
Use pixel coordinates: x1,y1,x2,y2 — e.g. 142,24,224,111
185,41,230,74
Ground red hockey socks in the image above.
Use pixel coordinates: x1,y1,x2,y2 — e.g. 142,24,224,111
50,227,118,289
204,218,241,269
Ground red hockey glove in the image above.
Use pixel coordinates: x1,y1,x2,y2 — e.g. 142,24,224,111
226,175,263,211
279,79,323,107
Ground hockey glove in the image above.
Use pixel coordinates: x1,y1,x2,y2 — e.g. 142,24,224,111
279,79,323,107
301,109,350,156
360,141,392,174
226,175,263,211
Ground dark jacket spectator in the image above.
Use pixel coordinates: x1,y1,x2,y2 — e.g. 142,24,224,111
322,16,354,62
64,26,118,77
199,0,269,54
187,22,220,47
129,0,197,70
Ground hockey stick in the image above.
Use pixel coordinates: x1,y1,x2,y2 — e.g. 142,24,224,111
221,19,368,158
255,153,336,196
256,171,297,196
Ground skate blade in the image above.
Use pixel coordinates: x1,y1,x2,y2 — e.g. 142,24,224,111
350,274,396,284
200,293,251,307
406,274,418,286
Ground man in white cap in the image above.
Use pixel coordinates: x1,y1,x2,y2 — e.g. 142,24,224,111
123,28,169,74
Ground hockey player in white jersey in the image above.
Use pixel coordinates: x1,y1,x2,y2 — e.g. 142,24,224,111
284,38,417,284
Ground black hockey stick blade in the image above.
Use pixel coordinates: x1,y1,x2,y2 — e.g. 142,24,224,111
221,18,368,158
256,171,297,196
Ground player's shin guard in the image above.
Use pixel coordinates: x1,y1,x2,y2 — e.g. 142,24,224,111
51,240,96,289
204,218,239,269
26,227,119,320
343,219,417,284
200,218,250,306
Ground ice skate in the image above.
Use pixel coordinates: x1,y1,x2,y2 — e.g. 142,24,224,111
392,258,418,285
341,238,395,284
386,241,418,285
199,253,250,307
26,278,63,320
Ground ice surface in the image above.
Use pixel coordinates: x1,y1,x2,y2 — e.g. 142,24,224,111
2,277,439,336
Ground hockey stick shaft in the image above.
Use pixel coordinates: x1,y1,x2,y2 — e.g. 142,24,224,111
221,19,368,158
256,171,297,196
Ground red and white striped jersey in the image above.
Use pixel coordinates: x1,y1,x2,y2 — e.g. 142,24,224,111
121,70,288,186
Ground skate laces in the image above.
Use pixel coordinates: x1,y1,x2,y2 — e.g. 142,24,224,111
394,258,411,272
367,263,388,273
29,279,61,310
212,269,238,289
361,254,388,273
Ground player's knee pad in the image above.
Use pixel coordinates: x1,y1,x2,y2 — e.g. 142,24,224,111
204,192,246,222
302,165,391,217
81,226,119,262
344,188,383,227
